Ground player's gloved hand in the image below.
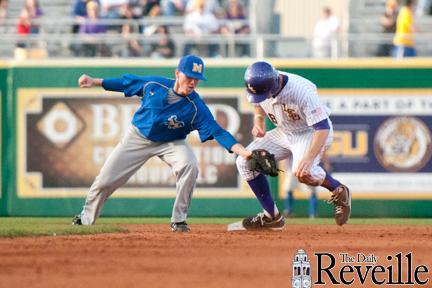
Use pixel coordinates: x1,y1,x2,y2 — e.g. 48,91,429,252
78,74,95,88
247,149,279,177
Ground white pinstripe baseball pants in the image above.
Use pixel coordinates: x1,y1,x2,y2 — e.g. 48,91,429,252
79,125,198,225
236,127,333,183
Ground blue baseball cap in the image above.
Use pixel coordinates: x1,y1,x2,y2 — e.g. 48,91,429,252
177,54,207,81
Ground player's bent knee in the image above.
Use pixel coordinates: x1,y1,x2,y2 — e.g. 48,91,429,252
235,155,250,174
178,161,199,178
236,156,256,181
297,175,320,186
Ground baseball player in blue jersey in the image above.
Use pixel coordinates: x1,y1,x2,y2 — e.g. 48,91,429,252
72,55,252,232
235,61,351,230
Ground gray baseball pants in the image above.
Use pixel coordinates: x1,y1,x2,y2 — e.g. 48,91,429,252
79,124,198,225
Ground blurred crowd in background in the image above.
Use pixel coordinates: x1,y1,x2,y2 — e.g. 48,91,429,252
5,0,251,58
0,0,431,59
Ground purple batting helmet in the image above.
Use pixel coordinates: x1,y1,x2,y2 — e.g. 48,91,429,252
244,61,279,103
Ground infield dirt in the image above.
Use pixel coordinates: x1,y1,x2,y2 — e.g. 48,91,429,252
1,224,431,288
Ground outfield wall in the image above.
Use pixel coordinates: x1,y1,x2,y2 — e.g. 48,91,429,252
0,63,8,216
2,59,432,217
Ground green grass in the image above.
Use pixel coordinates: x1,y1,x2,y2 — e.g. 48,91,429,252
0,218,127,238
1,217,432,238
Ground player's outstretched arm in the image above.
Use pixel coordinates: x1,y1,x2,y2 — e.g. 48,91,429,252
78,74,103,88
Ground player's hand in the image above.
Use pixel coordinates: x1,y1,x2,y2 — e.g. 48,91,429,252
78,74,95,88
252,123,266,138
294,158,313,179
230,143,252,159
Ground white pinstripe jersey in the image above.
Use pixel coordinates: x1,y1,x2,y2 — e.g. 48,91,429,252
256,71,330,133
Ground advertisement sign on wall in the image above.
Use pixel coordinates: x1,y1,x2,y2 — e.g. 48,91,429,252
17,88,256,198
320,90,432,198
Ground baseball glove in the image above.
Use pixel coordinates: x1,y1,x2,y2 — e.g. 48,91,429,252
247,149,279,177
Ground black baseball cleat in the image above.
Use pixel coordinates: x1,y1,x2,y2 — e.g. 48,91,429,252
171,221,190,232
72,214,82,225
242,212,285,230
328,185,351,226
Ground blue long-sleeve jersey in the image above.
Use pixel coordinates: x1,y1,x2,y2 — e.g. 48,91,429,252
102,74,238,152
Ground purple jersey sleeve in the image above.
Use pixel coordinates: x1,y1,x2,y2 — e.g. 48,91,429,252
312,118,330,130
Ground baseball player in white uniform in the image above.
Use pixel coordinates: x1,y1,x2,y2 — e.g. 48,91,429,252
236,61,351,230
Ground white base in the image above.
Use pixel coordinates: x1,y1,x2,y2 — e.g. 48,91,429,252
227,220,286,231
227,220,246,231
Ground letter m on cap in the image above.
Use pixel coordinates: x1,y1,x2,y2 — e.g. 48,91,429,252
192,63,202,73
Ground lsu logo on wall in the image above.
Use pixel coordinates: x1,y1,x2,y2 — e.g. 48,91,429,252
327,130,369,158
192,63,202,73
374,117,432,172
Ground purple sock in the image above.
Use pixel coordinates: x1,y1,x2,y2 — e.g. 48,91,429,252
247,174,276,217
321,172,341,191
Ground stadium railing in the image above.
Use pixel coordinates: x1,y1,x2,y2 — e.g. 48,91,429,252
1,17,432,59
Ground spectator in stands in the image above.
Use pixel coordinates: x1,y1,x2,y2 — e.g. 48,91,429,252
15,6,32,58
220,0,250,56
183,0,220,57
26,0,43,18
160,0,188,16
185,0,222,17
79,1,109,56
0,0,8,24
15,1,47,59
141,0,161,16
25,0,43,33
393,0,417,58
72,0,100,33
150,25,176,58
71,0,97,56
99,0,128,19
17,1,41,36
80,1,107,34
221,0,249,34
120,3,145,57
140,0,164,36
376,0,398,57
17,6,32,37
312,7,339,59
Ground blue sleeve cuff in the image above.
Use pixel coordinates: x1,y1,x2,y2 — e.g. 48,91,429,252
214,131,238,153
102,78,124,92
102,75,145,97
122,74,145,97
199,125,238,152
312,118,330,130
